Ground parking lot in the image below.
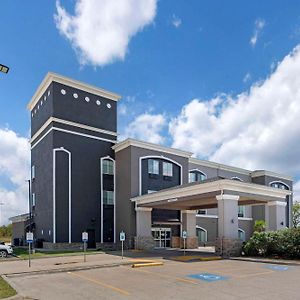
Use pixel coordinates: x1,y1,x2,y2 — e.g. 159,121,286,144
4,257,300,300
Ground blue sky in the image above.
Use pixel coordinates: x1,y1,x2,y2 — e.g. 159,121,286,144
1,0,300,223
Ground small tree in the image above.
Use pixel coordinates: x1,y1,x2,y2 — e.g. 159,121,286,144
254,220,266,232
292,202,300,228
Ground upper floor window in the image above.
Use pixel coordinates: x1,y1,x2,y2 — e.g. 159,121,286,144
270,182,289,190
31,165,35,180
148,159,159,175
238,206,245,218
32,193,36,207
103,190,114,205
102,159,114,175
163,162,173,177
231,177,243,182
189,170,206,183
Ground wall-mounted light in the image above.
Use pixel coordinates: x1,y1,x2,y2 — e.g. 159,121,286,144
231,219,234,224
0,64,9,74
280,221,284,226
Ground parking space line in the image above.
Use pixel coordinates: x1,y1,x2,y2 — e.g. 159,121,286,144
131,267,199,285
68,271,130,296
234,270,274,278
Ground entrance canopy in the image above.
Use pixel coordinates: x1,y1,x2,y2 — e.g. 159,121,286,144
131,179,292,210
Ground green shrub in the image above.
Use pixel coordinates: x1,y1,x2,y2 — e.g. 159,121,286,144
243,228,300,259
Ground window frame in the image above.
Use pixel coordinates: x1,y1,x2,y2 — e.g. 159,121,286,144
163,161,173,177
103,190,114,205
148,159,159,175
102,159,114,175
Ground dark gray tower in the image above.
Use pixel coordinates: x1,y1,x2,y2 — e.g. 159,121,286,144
28,73,120,247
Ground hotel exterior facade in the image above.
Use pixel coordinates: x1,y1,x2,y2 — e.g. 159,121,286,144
10,73,293,256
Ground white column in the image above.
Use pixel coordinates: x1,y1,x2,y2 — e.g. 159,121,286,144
136,207,152,237
266,201,287,231
181,210,197,237
216,194,239,239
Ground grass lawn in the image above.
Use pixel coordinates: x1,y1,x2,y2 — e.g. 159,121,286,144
0,277,16,299
12,247,102,259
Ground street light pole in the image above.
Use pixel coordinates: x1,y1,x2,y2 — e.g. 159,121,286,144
27,180,32,231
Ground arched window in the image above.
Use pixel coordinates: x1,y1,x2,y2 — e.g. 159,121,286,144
231,176,243,182
238,228,245,242
196,226,207,243
189,169,207,183
270,181,290,190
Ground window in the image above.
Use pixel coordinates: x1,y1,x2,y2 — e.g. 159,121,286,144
238,206,245,218
148,159,159,175
32,193,36,207
197,210,207,215
103,191,114,205
196,227,207,243
238,229,246,242
102,159,114,175
189,171,206,183
189,172,197,183
270,182,289,190
163,162,173,177
147,190,157,194
31,165,35,180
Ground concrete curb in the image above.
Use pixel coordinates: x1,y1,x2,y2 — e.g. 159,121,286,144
3,261,135,278
230,257,300,266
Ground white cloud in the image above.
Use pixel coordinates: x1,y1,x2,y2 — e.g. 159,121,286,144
243,72,251,83
171,14,182,28
250,18,265,47
294,180,300,202
169,45,300,176
120,113,166,144
0,128,30,225
54,0,157,66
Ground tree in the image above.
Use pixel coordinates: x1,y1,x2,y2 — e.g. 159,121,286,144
292,202,300,228
254,220,266,232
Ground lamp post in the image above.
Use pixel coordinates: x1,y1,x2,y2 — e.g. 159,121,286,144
0,64,9,74
27,180,32,231
0,202,4,226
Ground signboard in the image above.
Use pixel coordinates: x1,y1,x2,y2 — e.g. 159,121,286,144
120,231,126,242
82,231,88,242
182,230,187,239
26,232,33,243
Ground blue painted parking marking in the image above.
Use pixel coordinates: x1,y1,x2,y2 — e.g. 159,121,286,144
187,273,229,282
265,265,289,271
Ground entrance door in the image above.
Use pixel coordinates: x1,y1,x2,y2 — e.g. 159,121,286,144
151,228,171,248
87,229,96,249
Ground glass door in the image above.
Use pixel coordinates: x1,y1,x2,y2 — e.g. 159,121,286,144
151,228,171,248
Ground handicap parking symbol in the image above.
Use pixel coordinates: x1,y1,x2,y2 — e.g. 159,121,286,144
187,273,228,282
265,265,289,271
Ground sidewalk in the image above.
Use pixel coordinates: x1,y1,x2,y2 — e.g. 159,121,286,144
0,252,155,277
230,256,300,266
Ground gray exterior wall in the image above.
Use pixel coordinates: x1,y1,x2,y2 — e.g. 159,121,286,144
31,80,117,244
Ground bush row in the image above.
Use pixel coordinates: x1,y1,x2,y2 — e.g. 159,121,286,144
243,228,300,259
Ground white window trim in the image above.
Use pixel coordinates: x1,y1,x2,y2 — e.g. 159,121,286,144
139,156,183,196
163,161,173,177
100,156,116,243
196,225,208,242
269,181,290,190
188,169,207,183
53,147,72,244
231,176,243,182
148,159,160,175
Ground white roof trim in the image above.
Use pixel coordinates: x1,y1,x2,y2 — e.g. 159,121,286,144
131,179,292,206
27,72,121,111
189,157,251,176
251,170,293,181
113,138,193,158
